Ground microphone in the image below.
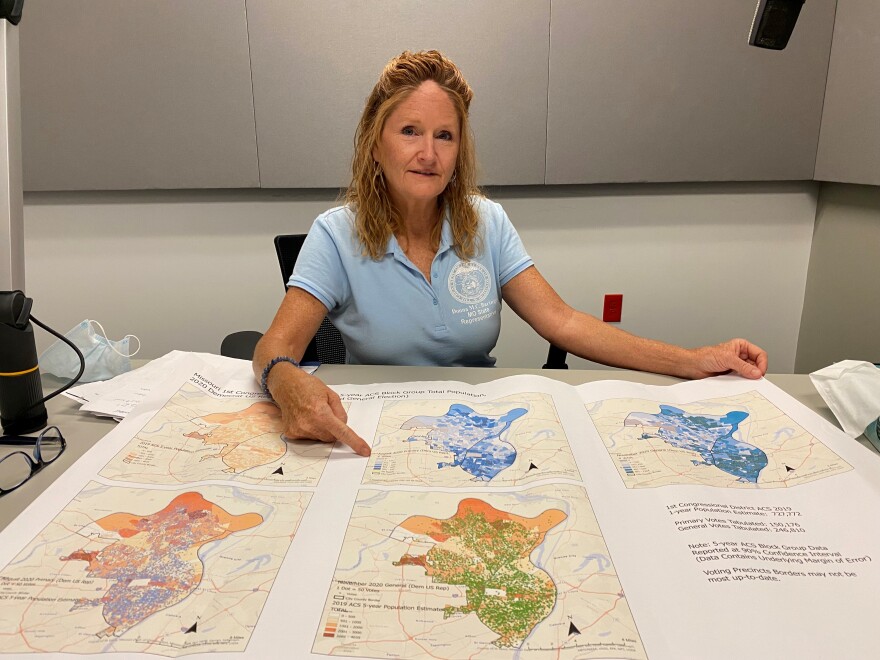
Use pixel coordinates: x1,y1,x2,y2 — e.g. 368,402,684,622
0,291,85,436
749,0,805,50
0,291,47,435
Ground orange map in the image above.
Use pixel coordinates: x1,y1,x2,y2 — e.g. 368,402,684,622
99,383,333,486
184,401,285,473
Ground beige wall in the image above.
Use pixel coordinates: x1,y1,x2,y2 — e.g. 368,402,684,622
24,181,817,372
795,183,880,372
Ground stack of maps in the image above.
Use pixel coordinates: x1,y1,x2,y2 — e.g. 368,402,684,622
1,353,879,659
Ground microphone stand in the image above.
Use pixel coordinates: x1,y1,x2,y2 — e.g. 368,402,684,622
0,4,24,291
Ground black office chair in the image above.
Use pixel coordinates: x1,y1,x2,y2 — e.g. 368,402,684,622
220,330,264,360
219,234,348,363
274,234,347,365
543,344,569,369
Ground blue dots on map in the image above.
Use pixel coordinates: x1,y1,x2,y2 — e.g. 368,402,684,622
588,392,852,489
402,404,527,481
625,405,768,483
367,394,582,487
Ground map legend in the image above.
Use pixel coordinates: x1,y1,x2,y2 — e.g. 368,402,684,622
322,616,338,638
318,609,365,646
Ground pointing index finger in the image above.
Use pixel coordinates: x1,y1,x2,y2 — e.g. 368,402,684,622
325,415,371,457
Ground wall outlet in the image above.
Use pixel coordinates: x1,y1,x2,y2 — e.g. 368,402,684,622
603,294,623,322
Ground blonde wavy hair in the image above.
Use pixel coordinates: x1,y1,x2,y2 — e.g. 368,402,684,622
345,50,482,260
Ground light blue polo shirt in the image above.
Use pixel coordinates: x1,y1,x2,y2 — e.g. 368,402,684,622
289,197,533,366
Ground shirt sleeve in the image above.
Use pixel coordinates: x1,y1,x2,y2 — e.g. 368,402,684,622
490,201,533,286
288,210,353,312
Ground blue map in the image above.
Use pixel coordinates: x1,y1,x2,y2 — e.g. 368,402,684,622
401,404,527,481
625,405,768,483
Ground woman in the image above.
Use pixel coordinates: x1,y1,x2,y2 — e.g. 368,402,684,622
253,50,767,457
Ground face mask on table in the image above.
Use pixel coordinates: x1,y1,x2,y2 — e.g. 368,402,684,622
38,320,140,383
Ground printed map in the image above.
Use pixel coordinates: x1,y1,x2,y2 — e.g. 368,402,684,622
0,482,308,656
365,394,580,487
100,382,332,486
313,485,646,659
586,391,852,488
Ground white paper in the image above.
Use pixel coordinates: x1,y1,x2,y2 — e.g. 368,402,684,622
63,350,316,420
62,349,193,404
576,376,880,659
1,361,879,660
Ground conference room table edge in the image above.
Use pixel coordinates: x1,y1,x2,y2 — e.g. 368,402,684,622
1,364,875,532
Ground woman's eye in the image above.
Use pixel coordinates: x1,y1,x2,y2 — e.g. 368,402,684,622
401,126,416,136
437,131,453,141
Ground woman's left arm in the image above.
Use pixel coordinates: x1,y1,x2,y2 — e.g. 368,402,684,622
501,266,767,380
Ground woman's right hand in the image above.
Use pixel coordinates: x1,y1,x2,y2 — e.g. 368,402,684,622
254,288,370,457
272,364,371,456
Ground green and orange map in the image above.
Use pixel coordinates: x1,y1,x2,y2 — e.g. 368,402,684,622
313,485,646,659
394,498,565,648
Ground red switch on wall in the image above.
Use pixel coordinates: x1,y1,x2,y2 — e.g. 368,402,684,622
603,294,623,322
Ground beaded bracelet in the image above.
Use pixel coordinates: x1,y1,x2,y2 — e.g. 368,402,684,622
260,356,301,402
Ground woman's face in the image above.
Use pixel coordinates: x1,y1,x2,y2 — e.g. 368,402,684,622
372,81,460,212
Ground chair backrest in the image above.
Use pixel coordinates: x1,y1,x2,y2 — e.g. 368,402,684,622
274,234,347,364
543,344,569,369
274,234,306,287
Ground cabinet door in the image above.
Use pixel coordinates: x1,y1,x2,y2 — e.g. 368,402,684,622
247,0,549,188
20,0,259,190
546,0,837,184
814,0,880,186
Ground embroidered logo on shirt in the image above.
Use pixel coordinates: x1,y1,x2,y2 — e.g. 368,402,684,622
448,260,491,304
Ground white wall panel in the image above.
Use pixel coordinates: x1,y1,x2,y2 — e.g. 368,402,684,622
814,0,880,185
20,0,259,190
247,0,550,187
24,183,816,373
547,0,837,183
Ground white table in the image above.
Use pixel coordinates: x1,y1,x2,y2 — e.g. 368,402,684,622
1,365,873,532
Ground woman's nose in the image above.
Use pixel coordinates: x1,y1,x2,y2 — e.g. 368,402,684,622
417,136,437,161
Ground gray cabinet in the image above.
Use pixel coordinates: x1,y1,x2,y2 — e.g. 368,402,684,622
546,0,837,184
20,0,259,191
246,0,550,188
814,0,880,186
